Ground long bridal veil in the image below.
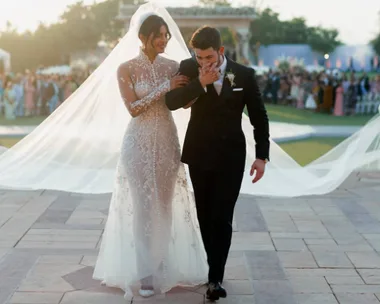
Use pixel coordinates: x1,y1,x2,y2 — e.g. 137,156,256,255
0,2,378,197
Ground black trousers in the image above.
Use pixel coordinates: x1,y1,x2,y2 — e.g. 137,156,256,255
189,165,244,284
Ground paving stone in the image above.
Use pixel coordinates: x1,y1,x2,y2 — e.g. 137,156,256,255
289,277,332,293
63,266,101,290
278,251,318,268
0,195,56,244
310,204,345,217
9,291,64,303
262,212,298,232
333,233,369,245
346,252,380,268
307,243,374,252
60,290,126,304
325,275,365,285
244,251,287,280
21,234,100,242
358,269,380,284
231,232,274,251
252,280,298,304
321,219,357,235
272,238,308,251
81,255,98,267
0,252,39,304
293,220,329,234
224,254,249,280
16,241,98,249
296,293,338,304
348,214,380,234
335,293,380,304
225,264,250,280
17,263,85,292
285,268,358,278
0,248,10,261
312,252,353,268
332,285,380,293
270,232,331,239
66,218,104,225
31,223,105,230
234,198,268,232
335,199,370,214
223,280,254,295
37,255,83,264
27,229,103,236
304,238,336,245
218,295,255,304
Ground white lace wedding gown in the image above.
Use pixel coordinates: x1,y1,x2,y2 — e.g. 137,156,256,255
93,50,207,297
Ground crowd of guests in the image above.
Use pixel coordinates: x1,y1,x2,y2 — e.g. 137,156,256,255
1,67,380,121
0,71,85,120
259,70,380,116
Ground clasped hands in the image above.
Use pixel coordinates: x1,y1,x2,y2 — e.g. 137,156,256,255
170,62,220,90
198,62,220,88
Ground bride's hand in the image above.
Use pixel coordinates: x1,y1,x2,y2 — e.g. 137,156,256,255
170,74,189,90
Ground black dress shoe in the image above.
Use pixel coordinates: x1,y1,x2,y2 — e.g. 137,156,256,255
206,282,227,301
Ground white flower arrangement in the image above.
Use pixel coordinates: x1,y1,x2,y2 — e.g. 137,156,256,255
225,70,236,87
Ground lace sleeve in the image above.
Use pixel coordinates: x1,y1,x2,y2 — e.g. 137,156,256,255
117,64,170,117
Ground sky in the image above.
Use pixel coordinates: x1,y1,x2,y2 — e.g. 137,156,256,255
0,0,379,44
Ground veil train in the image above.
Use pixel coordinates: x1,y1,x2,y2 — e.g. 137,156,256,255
0,2,378,197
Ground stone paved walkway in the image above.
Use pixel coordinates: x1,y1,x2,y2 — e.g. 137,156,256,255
0,171,380,304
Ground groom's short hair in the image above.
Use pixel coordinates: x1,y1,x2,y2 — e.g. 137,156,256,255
190,26,221,50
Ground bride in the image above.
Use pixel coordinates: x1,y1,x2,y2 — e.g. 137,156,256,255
92,10,207,299
0,3,378,300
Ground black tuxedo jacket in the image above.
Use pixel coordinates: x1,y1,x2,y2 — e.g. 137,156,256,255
165,57,270,171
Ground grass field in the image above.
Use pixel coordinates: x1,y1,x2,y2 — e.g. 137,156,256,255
0,137,22,148
0,104,375,127
278,137,346,166
265,104,374,126
0,116,47,126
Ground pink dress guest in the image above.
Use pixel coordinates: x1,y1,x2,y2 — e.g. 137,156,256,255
334,85,344,116
24,81,36,116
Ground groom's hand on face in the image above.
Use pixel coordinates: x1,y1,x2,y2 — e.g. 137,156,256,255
250,159,266,183
198,62,219,88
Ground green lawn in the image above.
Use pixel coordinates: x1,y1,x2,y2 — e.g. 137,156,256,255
265,104,373,126
0,137,23,148
0,116,47,126
279,137,346,166
0,105,375,127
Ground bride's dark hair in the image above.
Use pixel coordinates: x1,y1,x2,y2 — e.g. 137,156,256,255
139,15,172,48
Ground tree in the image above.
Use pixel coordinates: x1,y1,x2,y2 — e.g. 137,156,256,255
249,8,341,54
372,33,380,56
249,8,283,46
282,18,309,44
121,0,146,4
59,2,101,53
199,0,231,7
91,0,124,44
307,27,341,54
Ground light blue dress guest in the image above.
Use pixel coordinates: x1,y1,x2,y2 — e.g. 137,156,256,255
48,81,59,114
14,82,24,117
4,84,16,120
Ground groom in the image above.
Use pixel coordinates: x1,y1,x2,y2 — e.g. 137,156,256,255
165,26,270,301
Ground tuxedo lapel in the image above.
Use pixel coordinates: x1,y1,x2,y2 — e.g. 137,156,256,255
219,57,234,101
